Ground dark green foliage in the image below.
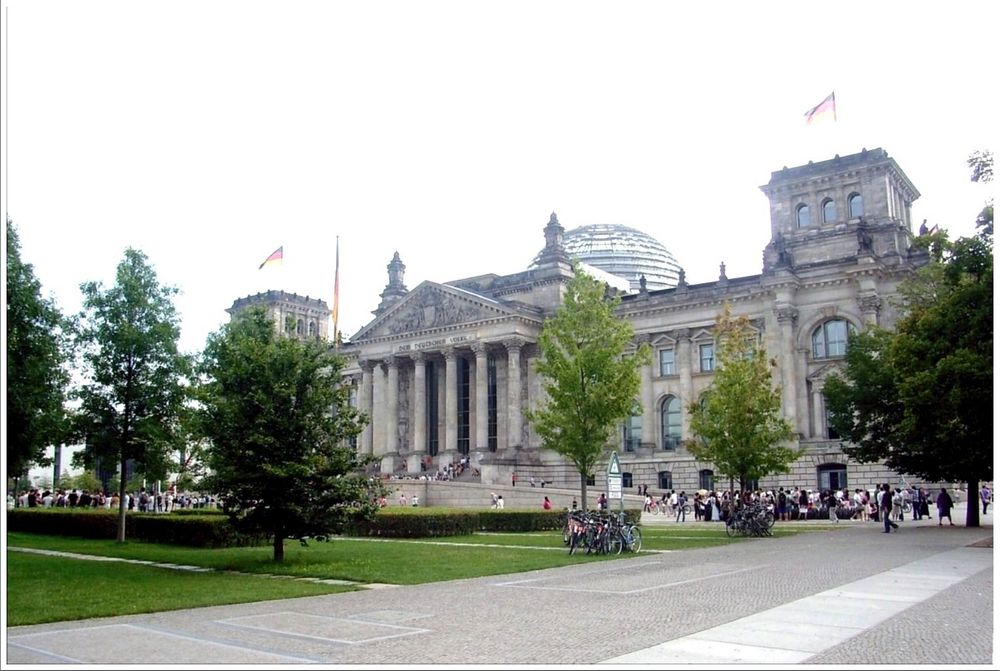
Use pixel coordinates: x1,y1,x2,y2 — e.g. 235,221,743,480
198,307,385,562
6,218,71,480
527,264,650,509
825,164,992,526
343,508,642,537
346,509,480,537
73,249,190,542
6,509,262,548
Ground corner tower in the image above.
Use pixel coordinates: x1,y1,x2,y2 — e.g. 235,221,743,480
759,148,921,273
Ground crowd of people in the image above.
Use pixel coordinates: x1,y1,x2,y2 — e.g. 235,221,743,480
7,486,217,512
630,483,982,526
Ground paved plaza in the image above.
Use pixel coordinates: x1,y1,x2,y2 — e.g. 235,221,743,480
5,506,993,666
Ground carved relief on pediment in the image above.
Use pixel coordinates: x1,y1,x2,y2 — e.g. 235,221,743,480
376,287,498,336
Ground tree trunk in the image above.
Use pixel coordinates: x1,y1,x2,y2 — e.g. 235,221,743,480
580,472,589,513
116,455,128,543
966,478,980,528
273,522,284,563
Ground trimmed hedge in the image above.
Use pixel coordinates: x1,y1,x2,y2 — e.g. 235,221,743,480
8,507,645,543
6,509,264,548
346,508,479,538
346,508,643,537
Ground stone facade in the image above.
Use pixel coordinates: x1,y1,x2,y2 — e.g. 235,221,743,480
337,148,930,495
228,290,330,342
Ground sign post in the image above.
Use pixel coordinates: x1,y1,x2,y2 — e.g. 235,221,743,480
607,451,623,515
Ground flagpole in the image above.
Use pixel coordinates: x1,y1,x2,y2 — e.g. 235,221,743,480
332,235,340,348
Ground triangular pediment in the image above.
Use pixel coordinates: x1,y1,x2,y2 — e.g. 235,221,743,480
807,361,845,381
353,282,527,341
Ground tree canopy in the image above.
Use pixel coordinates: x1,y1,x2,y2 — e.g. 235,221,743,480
825,151,993,526
526,264,650,510
198,307,383,562
73,248,190,541
686,304,798,493
6,218,71,482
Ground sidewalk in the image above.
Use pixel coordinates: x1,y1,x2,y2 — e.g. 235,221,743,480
5,505,992,665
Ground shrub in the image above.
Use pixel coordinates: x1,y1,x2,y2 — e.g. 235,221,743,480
345,508,478,538
6,509,263,548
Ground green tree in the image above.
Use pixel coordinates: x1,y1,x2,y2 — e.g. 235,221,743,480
73,249,190,541
687,304,798,494
526,264,650,511
197,307,383,563
6,218,71,490
826,152,993,527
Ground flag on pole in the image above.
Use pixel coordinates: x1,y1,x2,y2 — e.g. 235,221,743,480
804,91,837,124
332,236,340,344
258,246,283,270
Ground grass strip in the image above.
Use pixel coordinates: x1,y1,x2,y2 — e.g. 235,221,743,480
6,551,355,626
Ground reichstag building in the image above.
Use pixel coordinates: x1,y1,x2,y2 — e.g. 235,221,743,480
233,148,926,494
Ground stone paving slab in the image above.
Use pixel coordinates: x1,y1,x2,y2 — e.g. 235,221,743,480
5,515,992,666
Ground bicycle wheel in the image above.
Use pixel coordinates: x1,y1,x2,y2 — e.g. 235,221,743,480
608,530,623,555
569,529,580,555
725,519,739,537
626,526,642,552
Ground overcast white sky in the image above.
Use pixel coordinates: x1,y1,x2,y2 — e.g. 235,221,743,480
3,0,997,355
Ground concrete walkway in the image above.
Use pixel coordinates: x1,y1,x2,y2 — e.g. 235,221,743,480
5,505,993,666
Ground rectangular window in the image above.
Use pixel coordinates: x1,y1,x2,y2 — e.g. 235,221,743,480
700,344,715,372
623,414,641,452
487,355,498,452
457,357,470,454
659,348,675,376
426,361,438,456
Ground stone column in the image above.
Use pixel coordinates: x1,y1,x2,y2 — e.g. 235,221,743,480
505,337,524,449
812,384,826,440
775,306,799,432
385,356,399,456
359,360,374,456
638,335,655,448
858,294,881,327
409,353,426,470
443,347,458,459
472,342,489,452
372,360,385,456
676,329,693,442
796,348,811,438
525,344,540,451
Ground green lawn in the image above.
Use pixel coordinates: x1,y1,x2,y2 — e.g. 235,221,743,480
6,551,355,626
7,521,835,626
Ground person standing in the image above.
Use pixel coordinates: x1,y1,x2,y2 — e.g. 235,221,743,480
879,484,899,533
675,491,688,523
937,487,955,525
980,485,992,515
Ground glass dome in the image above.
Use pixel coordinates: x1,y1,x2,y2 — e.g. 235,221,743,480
531,223,683,291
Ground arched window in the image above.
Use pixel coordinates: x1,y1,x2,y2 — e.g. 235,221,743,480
308,321,317,336
623,412,641,452
848,193,864,219
658,471,673,490
796,204,811,228
296,319,305,335
661,396,681,450
812,319,855,358
699,469,714,491
817,463,848,491
822,198,837,223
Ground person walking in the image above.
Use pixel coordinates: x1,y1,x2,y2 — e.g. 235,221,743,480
937,487,955,525
980,485,992,516
675,491,688,523
879,484,899,533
